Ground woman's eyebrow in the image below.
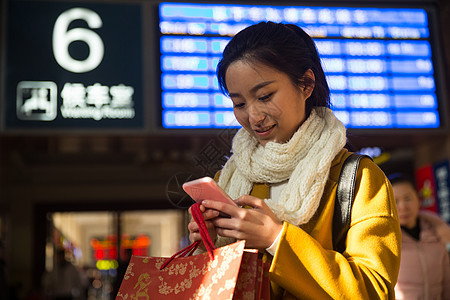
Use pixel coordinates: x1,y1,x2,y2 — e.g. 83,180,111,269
228,80,275,98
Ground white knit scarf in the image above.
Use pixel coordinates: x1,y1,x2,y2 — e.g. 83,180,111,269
218,107,347,226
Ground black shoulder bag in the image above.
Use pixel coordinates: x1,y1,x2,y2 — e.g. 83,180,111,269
332,153,372,252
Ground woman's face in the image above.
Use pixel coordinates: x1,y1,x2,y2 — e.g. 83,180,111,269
392,182,421,229
225,60,312,146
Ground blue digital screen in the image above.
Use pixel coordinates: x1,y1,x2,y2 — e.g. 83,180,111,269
159,3,441,129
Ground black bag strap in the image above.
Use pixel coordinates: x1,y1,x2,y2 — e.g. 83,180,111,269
332,153,372,252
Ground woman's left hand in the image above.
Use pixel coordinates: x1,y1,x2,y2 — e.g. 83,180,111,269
201,195,283,250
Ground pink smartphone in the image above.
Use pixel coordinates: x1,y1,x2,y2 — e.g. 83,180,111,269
182,177,237,206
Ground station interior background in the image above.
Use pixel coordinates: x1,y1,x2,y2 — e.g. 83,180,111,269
1,0,450,299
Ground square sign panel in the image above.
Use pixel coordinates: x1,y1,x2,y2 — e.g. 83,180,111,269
4,1,143,130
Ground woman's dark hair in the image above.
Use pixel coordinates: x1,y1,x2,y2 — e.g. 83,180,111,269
388,172,415,187
217,21,330,117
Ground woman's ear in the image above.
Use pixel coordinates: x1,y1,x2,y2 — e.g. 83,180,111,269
301,69,315,99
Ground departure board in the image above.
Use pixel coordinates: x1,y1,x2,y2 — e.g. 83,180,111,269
159,3,442,129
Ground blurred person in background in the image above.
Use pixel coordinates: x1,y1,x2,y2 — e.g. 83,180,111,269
41,247,84,300
389,173,450,300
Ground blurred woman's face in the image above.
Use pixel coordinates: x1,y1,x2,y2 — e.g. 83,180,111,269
225,61,313,146
392,182,421,229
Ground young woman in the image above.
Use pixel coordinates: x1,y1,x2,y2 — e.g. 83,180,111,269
188,22,401,299
389,173,450,300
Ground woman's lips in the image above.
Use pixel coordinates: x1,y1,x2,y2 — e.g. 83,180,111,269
399,214,410,220
254,124,275,137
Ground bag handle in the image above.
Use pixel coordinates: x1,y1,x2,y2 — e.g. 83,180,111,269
191,203,216,255
160,203,215,269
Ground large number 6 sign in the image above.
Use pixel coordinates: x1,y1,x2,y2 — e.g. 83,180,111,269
52,8,104,73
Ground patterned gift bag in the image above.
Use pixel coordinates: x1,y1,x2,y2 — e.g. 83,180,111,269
116,203,270,299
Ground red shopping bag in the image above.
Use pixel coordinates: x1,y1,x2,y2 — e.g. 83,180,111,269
116,203,270,299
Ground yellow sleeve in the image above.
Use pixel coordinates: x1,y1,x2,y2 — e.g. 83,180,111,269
269,159,401,299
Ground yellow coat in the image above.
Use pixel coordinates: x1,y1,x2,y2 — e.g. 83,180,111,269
246,149,401,299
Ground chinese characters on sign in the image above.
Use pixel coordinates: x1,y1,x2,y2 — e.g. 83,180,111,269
17,81,135,121
434,161,450,223
60,83,135,120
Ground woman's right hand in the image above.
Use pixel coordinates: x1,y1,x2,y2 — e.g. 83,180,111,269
188,204,219,248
